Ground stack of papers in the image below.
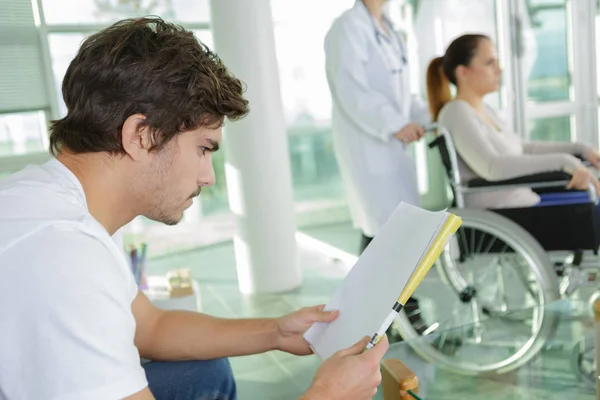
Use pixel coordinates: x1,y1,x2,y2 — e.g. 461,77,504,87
304,202,461,359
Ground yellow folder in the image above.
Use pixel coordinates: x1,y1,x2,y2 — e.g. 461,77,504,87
399,214,463,305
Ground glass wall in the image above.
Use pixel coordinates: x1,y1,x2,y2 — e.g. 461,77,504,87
0,112,48,156
272,0,353,227
14,0,356,257
40,0,210,24
523,0,577,141
3,0,598,258
528,115,572,142
525,0,571,104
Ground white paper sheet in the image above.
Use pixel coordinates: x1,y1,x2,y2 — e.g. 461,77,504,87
303,202,447,360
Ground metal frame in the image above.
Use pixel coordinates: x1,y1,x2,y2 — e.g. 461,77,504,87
499,0,599,146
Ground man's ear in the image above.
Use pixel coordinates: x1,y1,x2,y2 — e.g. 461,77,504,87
122,114,151,161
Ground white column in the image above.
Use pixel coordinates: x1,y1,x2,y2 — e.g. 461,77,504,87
209,0,302,294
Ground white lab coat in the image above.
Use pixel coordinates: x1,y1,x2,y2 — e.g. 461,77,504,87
325,1,430,237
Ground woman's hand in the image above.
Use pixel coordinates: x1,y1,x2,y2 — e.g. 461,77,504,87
567,165,600,195
585,150,600,170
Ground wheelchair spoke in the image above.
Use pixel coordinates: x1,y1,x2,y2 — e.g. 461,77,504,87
482,235,498,255
405,307,422,319
470,227,475,255
471,297,484,343
475,230,486,254
459,228,470,259
471,257,500,287
496,261,509,312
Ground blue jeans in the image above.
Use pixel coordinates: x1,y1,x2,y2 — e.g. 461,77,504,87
143,358,237,400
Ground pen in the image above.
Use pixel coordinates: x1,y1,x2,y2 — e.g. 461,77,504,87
365,301,403,349
365,214,463,350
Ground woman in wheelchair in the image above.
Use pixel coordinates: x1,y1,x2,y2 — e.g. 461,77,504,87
385,34,600,378
425,33,600,210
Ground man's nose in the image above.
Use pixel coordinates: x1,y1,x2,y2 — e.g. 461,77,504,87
200,165,216,187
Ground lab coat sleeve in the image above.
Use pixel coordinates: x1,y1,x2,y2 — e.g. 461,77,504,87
325,20,409,142
410,94,432,127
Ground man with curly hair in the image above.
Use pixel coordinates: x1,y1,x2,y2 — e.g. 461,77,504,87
0,17,388,400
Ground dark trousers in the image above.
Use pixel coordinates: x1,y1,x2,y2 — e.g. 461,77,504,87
143,358,236,400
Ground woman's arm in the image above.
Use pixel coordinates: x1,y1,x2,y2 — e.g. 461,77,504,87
441,102,583,181
523,141,592,158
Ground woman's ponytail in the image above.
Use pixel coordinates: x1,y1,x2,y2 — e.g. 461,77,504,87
426,56,452,121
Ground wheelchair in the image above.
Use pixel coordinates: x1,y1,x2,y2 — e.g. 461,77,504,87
389,124,600,378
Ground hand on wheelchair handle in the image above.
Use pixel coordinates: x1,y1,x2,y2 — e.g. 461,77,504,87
567,165,600,195
395,123,425,144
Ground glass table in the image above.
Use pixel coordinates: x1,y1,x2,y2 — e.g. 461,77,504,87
382,299,598,400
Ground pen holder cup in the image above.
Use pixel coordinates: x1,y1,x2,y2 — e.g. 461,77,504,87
128,255,148,290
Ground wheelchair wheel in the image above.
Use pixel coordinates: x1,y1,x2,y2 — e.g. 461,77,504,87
393,208,560,375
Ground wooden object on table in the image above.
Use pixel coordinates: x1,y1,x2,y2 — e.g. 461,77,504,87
167,269,194,297
382,358,419,400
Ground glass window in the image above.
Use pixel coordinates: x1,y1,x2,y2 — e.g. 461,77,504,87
525,0,571,102
47,33,85,115
48,30,214,116
193,30,213,49
41,0,210,25
0,111,48,156
287,125,345,202
272,0,352,218
527,115,572,142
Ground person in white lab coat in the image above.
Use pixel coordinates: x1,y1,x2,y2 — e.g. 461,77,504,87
325,0,431,253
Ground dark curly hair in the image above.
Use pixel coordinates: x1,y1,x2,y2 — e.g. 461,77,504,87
49,17,249,155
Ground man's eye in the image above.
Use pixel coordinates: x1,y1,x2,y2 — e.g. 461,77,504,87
199,146,208,155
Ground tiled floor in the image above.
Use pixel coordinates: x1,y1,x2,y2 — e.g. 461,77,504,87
147,222,599,400
148,232,355,399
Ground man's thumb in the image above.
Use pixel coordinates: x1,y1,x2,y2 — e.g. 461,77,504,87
338,336,371,357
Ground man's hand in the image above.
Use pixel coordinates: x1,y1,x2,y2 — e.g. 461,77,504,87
275,305,339,355
301,335,390,400
394,123,425,144
567,165,600,195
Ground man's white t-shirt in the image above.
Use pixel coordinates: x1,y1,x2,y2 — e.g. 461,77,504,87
0,159,147,399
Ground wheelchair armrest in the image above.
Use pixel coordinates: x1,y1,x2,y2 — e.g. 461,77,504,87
466,171,571,188
464,171,599,204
